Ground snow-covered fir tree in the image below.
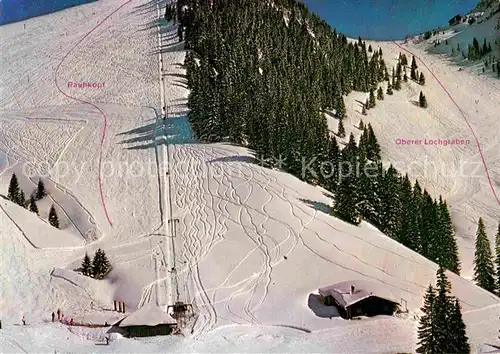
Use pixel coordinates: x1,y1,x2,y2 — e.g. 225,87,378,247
366,124,381,162
394,75,402,90
92,249,111,279
377,86,384,100
399,52,408,66
436,197,461,274
434,267,470,353
337,118,345,138
28,195,39,215
473,217,495,293
419,72,426,85
7,173,22,206
18,190,26,208
333,134,360,225
416,285,439,354
386,80,393,95
369,89,376,108
81,253,92,276
48,205,59,229
358,119,364,130
419,91,428,108
411,55,418,80
448,298,470,353
36,179,46,200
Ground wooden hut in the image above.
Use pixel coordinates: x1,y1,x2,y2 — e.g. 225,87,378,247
319,280,400,319
118,303,177,337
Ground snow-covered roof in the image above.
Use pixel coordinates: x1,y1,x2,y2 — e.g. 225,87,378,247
119,303,177,327
318,280,400,308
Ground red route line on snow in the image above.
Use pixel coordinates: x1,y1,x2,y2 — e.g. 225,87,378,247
392,41,500,206
54,0,134,226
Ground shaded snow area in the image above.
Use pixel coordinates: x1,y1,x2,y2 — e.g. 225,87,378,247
0,0,499,353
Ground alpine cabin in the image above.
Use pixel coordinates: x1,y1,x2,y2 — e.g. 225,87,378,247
319,280,400,319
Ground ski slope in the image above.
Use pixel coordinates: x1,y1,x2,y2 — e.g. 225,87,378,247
0,0,499,352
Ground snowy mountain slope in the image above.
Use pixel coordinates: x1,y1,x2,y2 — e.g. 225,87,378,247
0,0,499,352
330,38,500,278
426,11,500,75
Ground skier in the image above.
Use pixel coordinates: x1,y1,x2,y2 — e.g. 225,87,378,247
22,316,26,325
105,336,109,345
51,312,55,322
57,309,61,321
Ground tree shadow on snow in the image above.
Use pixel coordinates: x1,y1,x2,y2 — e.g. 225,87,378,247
308,293,340,319
209,155,259,164
164,73,187,80
118,115,195,150
300,198,332,216
150,41,185,55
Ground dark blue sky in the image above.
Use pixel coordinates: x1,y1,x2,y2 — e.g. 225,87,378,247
0,0,97,25
0,0,477,40
302,0,478,40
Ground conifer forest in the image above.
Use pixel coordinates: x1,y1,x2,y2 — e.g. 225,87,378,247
178,0,463,273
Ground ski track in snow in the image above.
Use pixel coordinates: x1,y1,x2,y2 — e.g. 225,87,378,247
53,0,137,227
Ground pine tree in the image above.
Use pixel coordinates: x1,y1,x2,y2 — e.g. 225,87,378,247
396,174,420,252
473,217,495,292
378,165,402,239
417,267,470,353
386,80,393,95
18,190,26,208
365,98,370,110
437,198,461,274
394,76,402,90
400,53,408,66
419,72,426,85
369,89,376,108
377,87,384,100
434,266,454,350
36,179,46,200
368,44,372,52
337,119,345,138
416,285,439,354
403,68,408,82
336,97,347,119
48,205,59,229
362,104,367,115
81,253,92,276
92,248,111,279
482,38,488,56
7,173,21,204
411,55,418,80
358,119,364,130
28,195,39,215
496,223,500,294
419,91,428,108
366,124,381,162
448,298,471,353
334,134,360,225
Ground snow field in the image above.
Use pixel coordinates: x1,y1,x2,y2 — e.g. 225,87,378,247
0,0,499,352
